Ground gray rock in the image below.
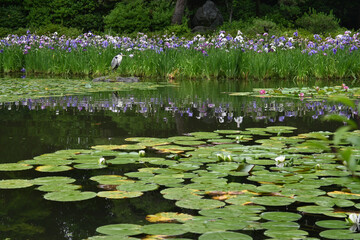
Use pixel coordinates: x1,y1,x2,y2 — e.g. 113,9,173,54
192,0,223,31
93,76,139,83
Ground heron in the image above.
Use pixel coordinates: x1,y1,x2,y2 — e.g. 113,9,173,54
111,53,125,71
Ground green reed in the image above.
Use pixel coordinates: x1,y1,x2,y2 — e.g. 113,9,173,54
1,45,360,80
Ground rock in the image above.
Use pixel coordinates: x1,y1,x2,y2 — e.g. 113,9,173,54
93,76,139,83
192,0,223,31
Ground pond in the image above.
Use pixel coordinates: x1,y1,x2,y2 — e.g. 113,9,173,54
0,77,359,240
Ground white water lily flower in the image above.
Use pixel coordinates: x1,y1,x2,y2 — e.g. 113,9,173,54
275,155,286,163
348,213,360,224
99,157,106,165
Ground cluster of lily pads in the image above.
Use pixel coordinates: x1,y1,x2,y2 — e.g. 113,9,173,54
1,125,360,239
0,78,168,103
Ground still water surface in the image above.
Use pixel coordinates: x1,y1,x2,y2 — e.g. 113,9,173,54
0,79,353,239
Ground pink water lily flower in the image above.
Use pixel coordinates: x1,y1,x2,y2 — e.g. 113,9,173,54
342,84,349,91
299,92,304,97
259,89,266,95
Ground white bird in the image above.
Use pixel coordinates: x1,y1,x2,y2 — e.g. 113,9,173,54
111,53,124,71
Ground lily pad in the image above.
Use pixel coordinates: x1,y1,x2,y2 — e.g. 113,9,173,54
0,179,33,189
142,223,187,235
175,198,225,210
117,182,158,192
260,212,302,221
146,212,193,223
315,220,349,229
44,191,96,202
319,229,360,239
32,176,76,185
264,229,308,239
35,165,72,172
199,231,252,240
97,191,143,199
251,196,295,206
96,223,143,236
0,163,33,171
36,183,82,192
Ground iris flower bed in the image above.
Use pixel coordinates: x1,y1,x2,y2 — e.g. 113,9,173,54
0,30,359,79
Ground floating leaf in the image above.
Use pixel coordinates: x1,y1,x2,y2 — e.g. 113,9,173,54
32,176,76,185
199,231,252,240
251,196,295,206
35,165,72,172
97,191,143,199
0,163,33,171
146,212,193,223
0,179,33,189
36,183,81,192
175,199,225,210
44,191,96,202
319,229,360,239
142,223,187,235
96,224,143,236
260,212,302,221
117,182,158,192
315,220,349,229
264,229,308,239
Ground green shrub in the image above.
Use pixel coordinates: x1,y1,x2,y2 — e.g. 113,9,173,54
34,24,82,37
244,18,280,36
104,0,151,34
0,5,27,29
295,9,340,34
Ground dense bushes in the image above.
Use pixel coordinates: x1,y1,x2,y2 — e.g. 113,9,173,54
104,0,174,34
296,9,340,34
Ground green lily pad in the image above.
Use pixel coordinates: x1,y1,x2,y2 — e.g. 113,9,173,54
174,140,206,146
264,229,308,239
176,198,225,210
251,196,295,206
183,216,247,233
44,191,96,202
32,176,76,185
36,183,82,192
96,223,143,236
116,182,158,192
90,175,129,185
319,229,360,239
142,223,187,235
97,191,143,199
160,188,202,200
73,163,108,170
315,220,349,229
297,205,333,214
261,221,299,230
0,163,33,171
260,212,302,221
199,231,252,240
35,165,72,172
0,179,34,189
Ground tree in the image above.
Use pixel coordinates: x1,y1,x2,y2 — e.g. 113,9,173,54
171,0,186,25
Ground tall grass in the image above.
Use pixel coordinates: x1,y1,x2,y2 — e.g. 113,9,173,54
1,43,360,80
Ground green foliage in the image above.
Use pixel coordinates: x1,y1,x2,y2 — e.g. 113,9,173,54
104,0,174,34
0,5,27,29
296,9,340,34
165,23,191,37
34,24,82,37
104,0,151,34
245,18,280,36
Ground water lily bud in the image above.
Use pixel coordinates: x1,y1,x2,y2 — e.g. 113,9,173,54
315,164,321,170
138,150,145,157
99,157,106,165
217,154,225,161
348,213,360,224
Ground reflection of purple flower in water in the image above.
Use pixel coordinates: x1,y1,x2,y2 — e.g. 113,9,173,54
21,75,26,79
279,116,285,122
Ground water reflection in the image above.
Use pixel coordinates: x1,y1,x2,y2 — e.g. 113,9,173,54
1,91,357,129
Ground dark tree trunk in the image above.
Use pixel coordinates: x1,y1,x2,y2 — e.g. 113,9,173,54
171,0,187,25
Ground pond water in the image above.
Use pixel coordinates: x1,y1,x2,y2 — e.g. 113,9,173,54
0,78,358,240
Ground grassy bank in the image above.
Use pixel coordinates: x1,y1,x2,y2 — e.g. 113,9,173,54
0,31,359,80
